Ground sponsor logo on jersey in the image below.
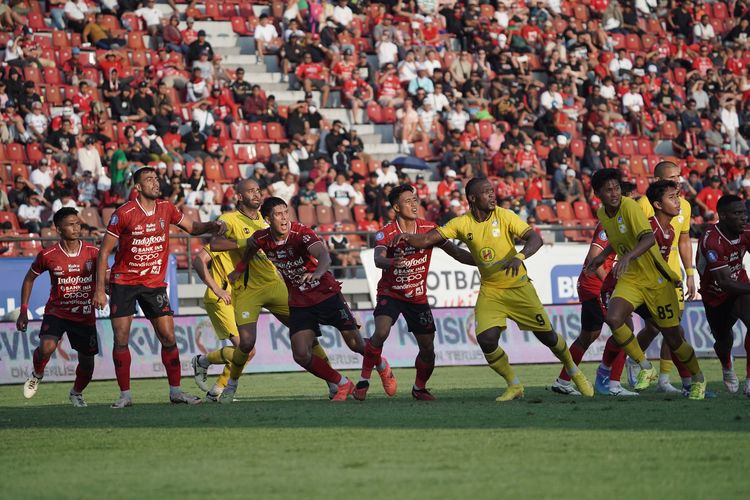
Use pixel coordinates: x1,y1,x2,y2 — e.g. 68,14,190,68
598,230,608,241
706,250,718,263
110,214,118,226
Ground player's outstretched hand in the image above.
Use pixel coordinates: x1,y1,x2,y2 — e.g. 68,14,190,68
500,257,523,277
614,255,631,280
216,289,232,305
16,311,28,333
93,289,108,310
213,219,228,236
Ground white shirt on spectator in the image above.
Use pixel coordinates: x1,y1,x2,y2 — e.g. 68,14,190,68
377,41,399,67
25,112,49,136
609,56,633,75
622,91,644,113
721,106,740,134
328,181,357,206
691,89,710,111
693,22,715,42
30,167,54,190
424,92,449,112
446,109,470,131
192,107,215,132
135,6,163,27
494,10,509,28
254,23,279,42
540,90,563,111
52,197,78,214
270,180,296,204
376,165,399,186
398,60,419,83
418,107,436,132
600,84,616,100
18,203,44,223
332,5,353,27
63,0,88,21
76,146,104,179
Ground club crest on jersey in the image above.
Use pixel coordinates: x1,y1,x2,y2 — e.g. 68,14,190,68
492,229,500,237
302,234,311,243
243,227,250,234
85,260,93,271
110,214,118,226
617,216,626,233
159,218,165,229
706,250,718,263
479,247,495,262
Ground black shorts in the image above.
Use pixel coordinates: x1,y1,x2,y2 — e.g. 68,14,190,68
580,297,606,332
109,283,173,319
39,314,99,356
704,297,739,342
288,293,359,336
374,295,436,335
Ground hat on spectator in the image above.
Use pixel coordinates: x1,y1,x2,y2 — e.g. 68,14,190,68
198,30,206,36
85,136,95,145
556,135,567,145
445,169,457,178
343,48,353,55
416,174,424,180
254,162,267,172
212,84,221,91
71,47,80,55
193,164,203,172
40,158,48,165
619,157,629,164
711,175,721,183
173,163,183,172
187,17,195,22
648,65,658,73
146,124,157,133
590,135,601,143
450,199,461,208
742,180,750,188
566,169,576,177
424,16,433,23
157,162,167,170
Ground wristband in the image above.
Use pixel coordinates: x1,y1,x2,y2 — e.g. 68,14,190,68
237,238,248,249
235,261,248,274
514,252,526,261
685,267,695,277
20,304,28,315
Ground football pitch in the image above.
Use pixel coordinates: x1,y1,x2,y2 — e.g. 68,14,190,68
1,363,749,500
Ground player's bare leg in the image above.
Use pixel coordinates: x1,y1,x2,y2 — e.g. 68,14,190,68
412,333,436,400
24,336,58,399
659,325,705,400
712,295,750,394
552,328,600,396
604,297,657,390
111,316,135,408
477,327,523,401
151,315,202,405
533,329,593,397
291,329,354,401
355,316,396,400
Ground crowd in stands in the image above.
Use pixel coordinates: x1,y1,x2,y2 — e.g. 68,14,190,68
2,0,750,266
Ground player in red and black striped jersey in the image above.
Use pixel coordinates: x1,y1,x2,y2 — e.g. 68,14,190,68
696,195,750,395
229,197,365,401
354,184,475,401
550,222,616,395
16,208,99,407
93,166,227,408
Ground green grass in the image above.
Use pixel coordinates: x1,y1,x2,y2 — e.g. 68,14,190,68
2,363,750,500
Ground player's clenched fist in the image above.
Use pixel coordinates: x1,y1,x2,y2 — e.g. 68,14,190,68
93,289,108,310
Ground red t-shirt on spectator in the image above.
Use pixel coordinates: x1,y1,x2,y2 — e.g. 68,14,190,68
296,63,326,80
696,187,723,213
436,179,456,199
332,60,356,82
378,75,401,98
693,56,713,76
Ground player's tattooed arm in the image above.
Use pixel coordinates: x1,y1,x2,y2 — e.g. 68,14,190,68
303,241,331,282
374,246,407,269
16,269,39,332
94,233,118,310
439,241,476,266
193,248,231,305
392,229,445,249
585,245,615,275
226,237,260,283
712,266,750,295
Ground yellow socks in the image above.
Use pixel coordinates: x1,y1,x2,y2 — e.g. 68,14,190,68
659,358,674,375
484,347,519,385
612,324,647,365
229,348,251,380
206,346,235,365
216,365,231,388
673,341,703,380
549,333,577,375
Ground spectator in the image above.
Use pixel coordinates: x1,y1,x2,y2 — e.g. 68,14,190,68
163,15,187,55
82,12,125,50
30,159,54,192
297,178,321,207
436,169,458,200
250,163,269,191
18,194,46,233
695,175,724,220
295,53,330,108
328,221,358,278
135,0,164,49
555,169,585,203
254,14,281,62
24,102,48,143
230,69,252,107
269,172,298,204
8,175,35,209
77,171,98,206
63,0,88,32
76,136,104,179
328,173,357,207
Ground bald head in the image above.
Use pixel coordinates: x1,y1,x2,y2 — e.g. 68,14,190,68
236,178,262,211
653,160,679,180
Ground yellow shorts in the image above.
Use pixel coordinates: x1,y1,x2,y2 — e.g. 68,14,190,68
233,279,289,326
612,279,680,329
676,286,685,312
475,281,552,334
205,299,239,340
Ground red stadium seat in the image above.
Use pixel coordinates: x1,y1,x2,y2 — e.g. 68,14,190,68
555,201,575,221
26,143,43,164
660,121,679,140
316,205,334,224
297,205,317,226
573,201,593,220
620,137,636,156
231,17,251,35
636,176,649,194
570,138,585,159
625,34,642,52
255,143,271,162
266,122,287,142
223,161,241,181
0,211,22,230
353,205,367,223
630,155,647,176
248,122,268,142
535,204,557,223
351,159,367,178
6,143,27,163
334,206,353,223
203,160,227,183
52,30,69,47
637,138,654,156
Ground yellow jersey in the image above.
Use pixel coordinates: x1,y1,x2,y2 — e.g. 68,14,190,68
637,195,691,276
203,243,232,303
436,207,530,288
597,197,680,286
215,210,282,290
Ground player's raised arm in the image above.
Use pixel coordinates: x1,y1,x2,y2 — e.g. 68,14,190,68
16,268,39,332
209,235,240,252
392,229,445,249
499,228,543,277
94,233,118,310
177,214,227,236
193,248,231,305
226,237,260,284
302,240,330,282
439,240,476,266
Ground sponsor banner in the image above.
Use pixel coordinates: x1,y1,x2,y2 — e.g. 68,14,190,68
0,303,743,385
362,243,750,306
0,255,179,321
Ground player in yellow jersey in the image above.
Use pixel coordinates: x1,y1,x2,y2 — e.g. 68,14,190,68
631,160,696,392
191,179,336,402
586,168,706,399
394,178,593,401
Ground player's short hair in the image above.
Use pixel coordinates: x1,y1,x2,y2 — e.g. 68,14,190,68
464,177,487,199
620,181,637,196
717,194,743,213
591,168,622,193
653,160,678,178
53,207,79,228
388,184,415,207
646,179,678,206
133,166,156,184
260,196,287,218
